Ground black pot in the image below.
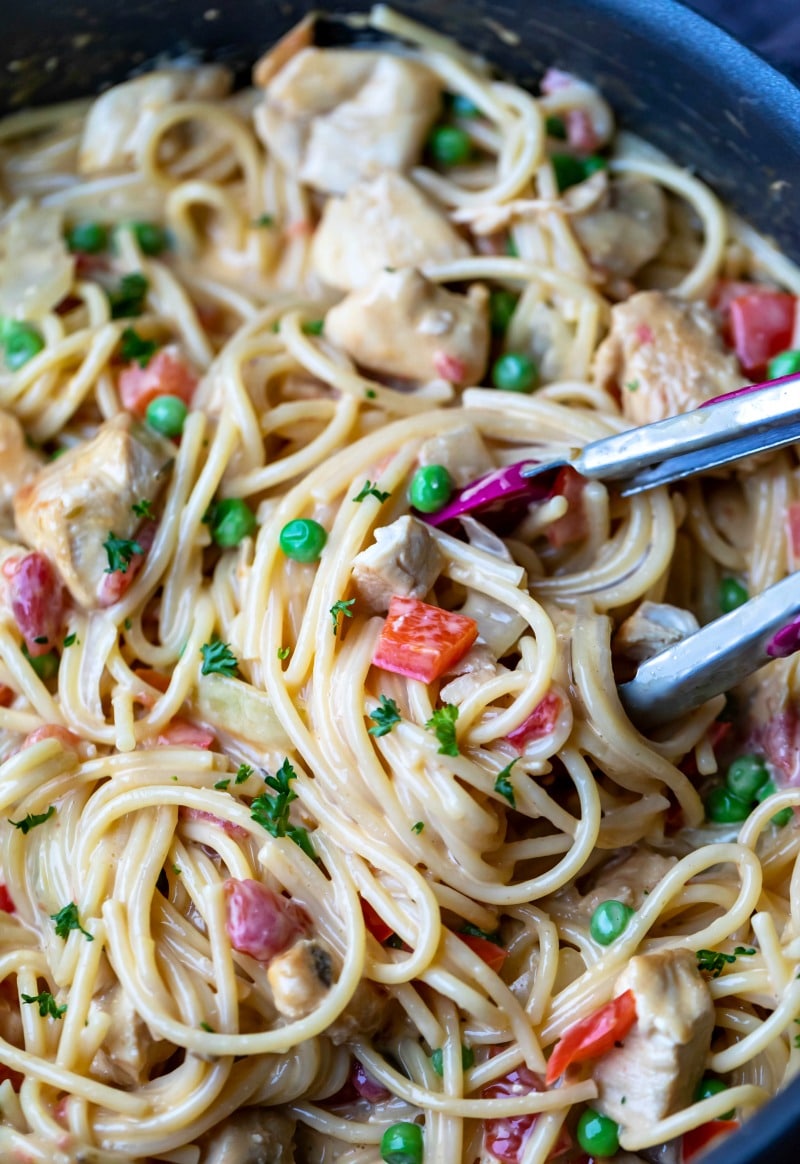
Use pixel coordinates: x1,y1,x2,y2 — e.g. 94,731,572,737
5,2,800,1161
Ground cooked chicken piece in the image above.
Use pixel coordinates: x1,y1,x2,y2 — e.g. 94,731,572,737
594,949,714,1139
78,66,232,173
267,939,333,1020
89,984,170,1089
0,411,43,523
572,176,668,280
0,200,74,319
419,426,493,488
593,291,743,425
326,977,389,1045
311,172,471,291
352,516,444,614
577,846,678,914
325,269,488,387
197,1108,296,1164
613,602,699,667
13,415,171,609
440,662,504,707
254,48,441,195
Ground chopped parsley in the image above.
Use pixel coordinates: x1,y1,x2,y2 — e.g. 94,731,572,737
131,498,154,519
425,704,459,756
250,758,314,858
108,272,149,319
625,379,640,393
330,598,355,636
214,778,230,791
235,764,253,784
253,214,274,228
696,946,756,978
33,635,48,645
119,326,158,367
51,902,93,942
460,922,503,946
62,633,78,648
411,821,424,834
352,479,391,504
21,991,66,1019
494,758,518,808
172,864,181,876
200,639,239,678
8,805,56,834
199,1020,214,1032
277,646,291,660
365,389,377,400
368,695,402,738
302,319,324,336
103,532,143,574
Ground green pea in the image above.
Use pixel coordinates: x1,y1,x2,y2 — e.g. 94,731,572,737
545,115,567,139
695,1076,735,1120
409,464,454,514
491,352,539,393
130,222,170,256
489,289,519,333
23,647,59,681
450,93,481,119
0,321,44,370
427,124,472,167
430,1044,474,1076
210,498,257,547
719,576,748,614
550,152,587,192
66,221,109,254
725,754,768,801
576,1109,620,1158
583,155,608,177
279,518,327,562
380,1122,423,1164
706,786,752,824
589,900,634,946
767,350,800,380
145,394,188,438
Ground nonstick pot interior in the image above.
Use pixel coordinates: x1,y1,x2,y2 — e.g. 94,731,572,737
4,2,800,1162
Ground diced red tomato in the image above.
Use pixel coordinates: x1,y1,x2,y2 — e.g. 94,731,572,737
372,596,478,684
22,724,81,752
222,878,307,961
788,502,800,559
118,347,197,418
180,807,248,839
547,466,589,548
156,719,215,749
682,1120,740,1163
710,279,764,316
482,1064,545,1163
97,522,155,607
458,931,508,973
507,691,562,751
5,552,65,657
0,886,14,914
728,291,796,375
360,897,394,943
545,989,637,1084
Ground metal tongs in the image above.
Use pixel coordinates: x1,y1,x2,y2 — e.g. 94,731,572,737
520,373,800,729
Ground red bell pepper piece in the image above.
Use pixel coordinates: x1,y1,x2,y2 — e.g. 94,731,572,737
728,291,796,375
545,989,637,1084
682,1120,740,1162
372,596,478,683
507,691,562,750
458,931,508,973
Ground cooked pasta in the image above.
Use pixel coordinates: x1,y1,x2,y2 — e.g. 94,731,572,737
0,8,798,1163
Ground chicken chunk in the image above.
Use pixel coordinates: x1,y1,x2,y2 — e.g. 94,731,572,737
13,415,171,609
0,200,74,319
78,66,232,173
0,411,43,524
577,846,678,914
613,602,700,668
254,48,441,195
89,985,170,1089
352,516,444,614
311,172,471,291
593,291,743,425
594,950,714,1140
267,939,333,1020
197,1108,296,1164
325,269,489,386
419,426,493,488
572,176,668,280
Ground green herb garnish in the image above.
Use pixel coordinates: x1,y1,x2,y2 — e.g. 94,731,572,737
8,805,56,834
425,704,459,756
330,598,355,636
103,532,143,574
199,639,239,678
250,758,314,857
368,695,402,738
494,758,518,808
131,498,154,519
50,902,93,942
696,946,756,978
353,479,391,504
21,991,66,1019
119,326,158,368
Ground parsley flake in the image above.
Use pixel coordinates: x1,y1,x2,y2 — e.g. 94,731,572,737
353,479,391,504
411,821,424,834
460,922,503,946
277,646,291,660
253,214,274,228
368,695,402,738
21,991,66,1019
199,1020,214,1032
696,946,755,978
51,902,93,942
425,704,459,756
131,498,154,519
235,764,253,784
214,778,230,791
250,758,315,858
365,389,377,400
119,327,158,368
108,272,149,319
9,805,56,834
330,598,355,636
103,532,143,574
62,633,77,648
200,639,239,678
302,319,324,336
625,379,640,392
494,758,518,808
